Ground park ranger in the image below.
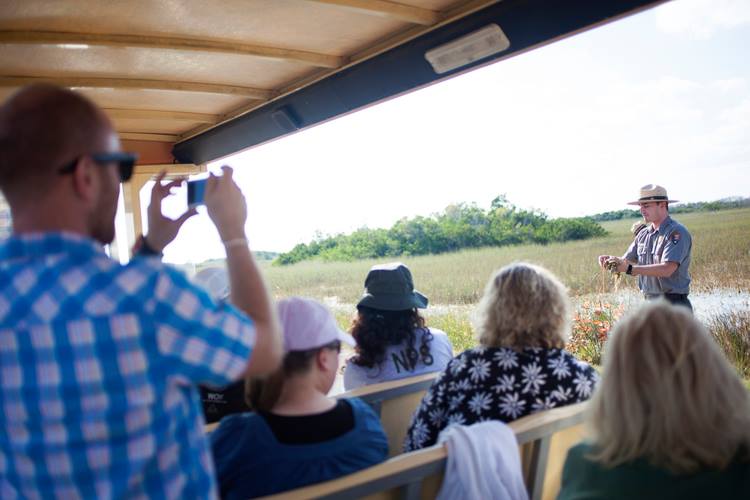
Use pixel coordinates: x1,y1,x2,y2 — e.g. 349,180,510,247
598,184,693,311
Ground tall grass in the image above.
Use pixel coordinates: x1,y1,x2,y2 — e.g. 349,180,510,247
708,310,750,379
256,209,750,378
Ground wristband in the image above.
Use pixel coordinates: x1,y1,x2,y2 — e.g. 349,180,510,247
626,264,633,275
135,235,163,258
223,238,249,249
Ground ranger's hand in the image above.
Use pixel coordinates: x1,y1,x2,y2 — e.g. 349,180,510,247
604,257,628,274
598,255,613,269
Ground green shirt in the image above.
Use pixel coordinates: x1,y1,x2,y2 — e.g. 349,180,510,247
558,443,750,500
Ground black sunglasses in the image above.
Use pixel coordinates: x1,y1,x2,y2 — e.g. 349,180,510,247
58,152,138,183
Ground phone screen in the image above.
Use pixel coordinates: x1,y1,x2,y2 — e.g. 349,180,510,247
187,179,208,207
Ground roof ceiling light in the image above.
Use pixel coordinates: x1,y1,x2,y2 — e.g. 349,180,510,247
57,43,90,49
425,24,510,75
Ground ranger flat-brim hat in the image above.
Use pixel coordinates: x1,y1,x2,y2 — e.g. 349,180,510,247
357,262,428,311
627,184,679,205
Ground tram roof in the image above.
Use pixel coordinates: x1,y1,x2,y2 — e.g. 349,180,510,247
0,0,665,165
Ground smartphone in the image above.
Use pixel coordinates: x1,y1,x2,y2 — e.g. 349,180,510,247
187,178,208,207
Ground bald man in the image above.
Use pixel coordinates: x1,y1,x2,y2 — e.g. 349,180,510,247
0,85,282,498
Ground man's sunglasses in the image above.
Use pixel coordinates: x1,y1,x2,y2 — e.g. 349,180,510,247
58,152,138,183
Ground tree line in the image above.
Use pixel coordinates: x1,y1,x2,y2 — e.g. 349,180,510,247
275,195,606,266
590,196,750,221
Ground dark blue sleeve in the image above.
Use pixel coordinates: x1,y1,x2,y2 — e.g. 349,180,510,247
210,414,246,479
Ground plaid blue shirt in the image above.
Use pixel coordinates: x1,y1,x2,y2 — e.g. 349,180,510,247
0,232,255,499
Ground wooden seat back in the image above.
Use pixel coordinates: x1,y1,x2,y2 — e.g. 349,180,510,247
335,372,439,457
258,402,587,500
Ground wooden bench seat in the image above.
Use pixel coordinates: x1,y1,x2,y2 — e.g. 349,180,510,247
258,402,587,500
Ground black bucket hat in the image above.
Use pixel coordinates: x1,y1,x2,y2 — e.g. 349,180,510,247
356,262,429,311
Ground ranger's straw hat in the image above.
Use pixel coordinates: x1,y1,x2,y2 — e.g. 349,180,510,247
627,184,679,205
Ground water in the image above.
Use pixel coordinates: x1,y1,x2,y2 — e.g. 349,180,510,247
578,289,750,321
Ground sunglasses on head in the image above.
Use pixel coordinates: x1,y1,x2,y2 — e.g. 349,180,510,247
58,152,138,183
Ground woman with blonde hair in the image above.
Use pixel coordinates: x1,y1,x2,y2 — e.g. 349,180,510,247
404,262,598,451
558,301,750,499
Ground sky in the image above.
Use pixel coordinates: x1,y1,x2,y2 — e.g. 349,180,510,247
141,0,750,264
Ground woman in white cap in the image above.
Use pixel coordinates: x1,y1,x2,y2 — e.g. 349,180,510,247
558,301,750,499
210,297,388,499
344,262,453,390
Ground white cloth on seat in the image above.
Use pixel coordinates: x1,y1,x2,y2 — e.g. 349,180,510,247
436,421,529,500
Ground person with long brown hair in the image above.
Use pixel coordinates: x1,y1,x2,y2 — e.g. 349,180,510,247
344,262,453,389
558,301,750,499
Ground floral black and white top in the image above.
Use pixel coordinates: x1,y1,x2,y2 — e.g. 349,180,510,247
403,346,598,451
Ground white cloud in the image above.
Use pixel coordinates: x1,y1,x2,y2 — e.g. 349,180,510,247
712,77,747,93
655,0,750,39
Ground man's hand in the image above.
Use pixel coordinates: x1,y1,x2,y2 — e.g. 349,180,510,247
144,171,197,252
205,165,247,242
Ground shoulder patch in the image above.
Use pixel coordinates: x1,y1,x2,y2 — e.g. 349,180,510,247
670,231,681,244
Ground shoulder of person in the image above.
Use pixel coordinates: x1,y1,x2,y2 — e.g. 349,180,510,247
447,347,475,365
123,252,166,272
210,412,261,452
348,397,388,434
669,218,692,237
464,346,489,357
568,441,594,458
347,397,378,419
213,411,259,433
342,358,368,386
100,257,168,299
427,327,454,346
567,350,598,373
440,347,482,376
562,442,599,478
427,327,448,338
123,258,192,294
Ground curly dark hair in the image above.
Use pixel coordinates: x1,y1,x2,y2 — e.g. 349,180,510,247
349,306,433,370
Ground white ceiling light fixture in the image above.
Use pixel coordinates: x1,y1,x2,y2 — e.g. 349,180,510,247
57,43,90,50
425,24,510,75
